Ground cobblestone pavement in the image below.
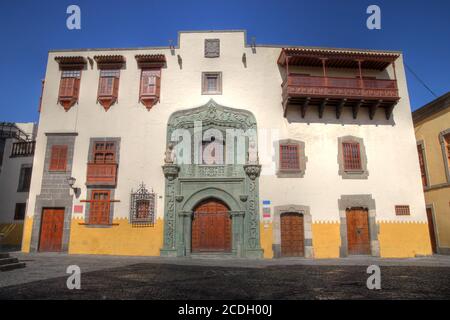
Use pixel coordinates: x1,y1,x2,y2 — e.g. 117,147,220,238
1,253,450,299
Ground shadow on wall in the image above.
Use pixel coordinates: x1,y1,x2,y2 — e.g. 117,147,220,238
0,223,24,252
285,106,396,126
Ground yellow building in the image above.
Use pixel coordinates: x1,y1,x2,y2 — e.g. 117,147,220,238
413,92,450,254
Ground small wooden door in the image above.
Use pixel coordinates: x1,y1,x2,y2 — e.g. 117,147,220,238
280,213,305,257
39,208,65,252
192,199,231,252
426,208,438,254
346,208,371,255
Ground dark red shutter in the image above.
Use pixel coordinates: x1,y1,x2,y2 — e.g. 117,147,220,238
49,145,68,171
280,144,299,170
343,142,361,170
417,144,428,187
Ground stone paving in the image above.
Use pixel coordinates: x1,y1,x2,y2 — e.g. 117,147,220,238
1,252,450,299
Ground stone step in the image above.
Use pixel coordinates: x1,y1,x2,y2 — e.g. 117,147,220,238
0,262,26,272
190,253,236,260
0,257,19,266
0,253,10,259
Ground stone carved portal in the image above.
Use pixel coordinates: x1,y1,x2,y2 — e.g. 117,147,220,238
161,100,263,258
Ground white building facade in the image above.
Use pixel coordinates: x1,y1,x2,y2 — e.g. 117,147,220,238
0,122,36,250
22,31,431,258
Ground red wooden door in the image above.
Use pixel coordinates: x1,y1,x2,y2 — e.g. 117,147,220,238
39,208,65,252
192,199,231,252
280,213,305,257
426,208,438,254
346,208,371,255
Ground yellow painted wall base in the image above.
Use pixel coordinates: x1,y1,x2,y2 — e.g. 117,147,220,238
260,222,273,259
68,218,164,256
378,222,432,258
21,217,33,253
20,217,432,259
312,222,341,258
0,222,24,246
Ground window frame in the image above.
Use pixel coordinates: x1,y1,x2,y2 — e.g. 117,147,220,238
342,142,362,172
417,141,429,188
58,70,81,110
279,143,300,171
49,145,68,172
17,165,32,192
88,189,111,225
14,203,26,220
202,72,222,95
276,139,307,178
92,141,116,164
439,129,450,184
338,136,369,179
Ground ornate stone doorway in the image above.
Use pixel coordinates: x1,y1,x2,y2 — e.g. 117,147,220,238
160,100,263,258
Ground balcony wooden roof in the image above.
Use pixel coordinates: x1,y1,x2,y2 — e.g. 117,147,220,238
278,48,400,71
94,55,126,69
54,56,87,69
135,54,166,68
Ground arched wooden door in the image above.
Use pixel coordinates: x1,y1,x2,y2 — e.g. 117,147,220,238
280,213,305,257
192,199,231,252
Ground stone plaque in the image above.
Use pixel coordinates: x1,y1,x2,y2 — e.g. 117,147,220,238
205,39,220,58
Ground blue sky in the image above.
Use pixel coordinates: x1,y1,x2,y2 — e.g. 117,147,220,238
0,0,449,122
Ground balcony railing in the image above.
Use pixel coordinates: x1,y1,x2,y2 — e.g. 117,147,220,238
10,141,36,157
283,74,399,100
282,74,400,119
86,163,118,186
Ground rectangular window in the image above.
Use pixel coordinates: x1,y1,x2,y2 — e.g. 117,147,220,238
202,72,222,94
280,144,300,170
98,69,120,97
88,190,111,225
59,70,81,99
17,166,32,192
93,142,115,164
140,69,161,96
14,203,26,220
445,133,450,169
417,144,428,187
395,205,410,216
342,142,362,171
49,145,68,171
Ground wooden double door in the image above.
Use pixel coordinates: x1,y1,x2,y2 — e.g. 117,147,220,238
39,208,65,252
280,213,305,257
346,208,371,255
192,199,231,252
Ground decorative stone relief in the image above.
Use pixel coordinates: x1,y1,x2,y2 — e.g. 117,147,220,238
205,39,220,58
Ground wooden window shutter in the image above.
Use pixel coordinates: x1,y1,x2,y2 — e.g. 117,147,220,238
89,190,111,225
49,145,68,171
280,144,300,170
343,142,362,171
417,144,428,187
155,75,161,98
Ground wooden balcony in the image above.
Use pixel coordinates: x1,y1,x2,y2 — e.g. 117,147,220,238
10,141,35,157
282,74,400,119
86,163,118,186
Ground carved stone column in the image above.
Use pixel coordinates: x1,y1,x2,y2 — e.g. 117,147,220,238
229,211,245,257
178,210,192,256
160,164,180,257
243,163,264,258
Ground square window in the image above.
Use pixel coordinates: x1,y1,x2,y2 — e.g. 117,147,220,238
202,72,222,95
